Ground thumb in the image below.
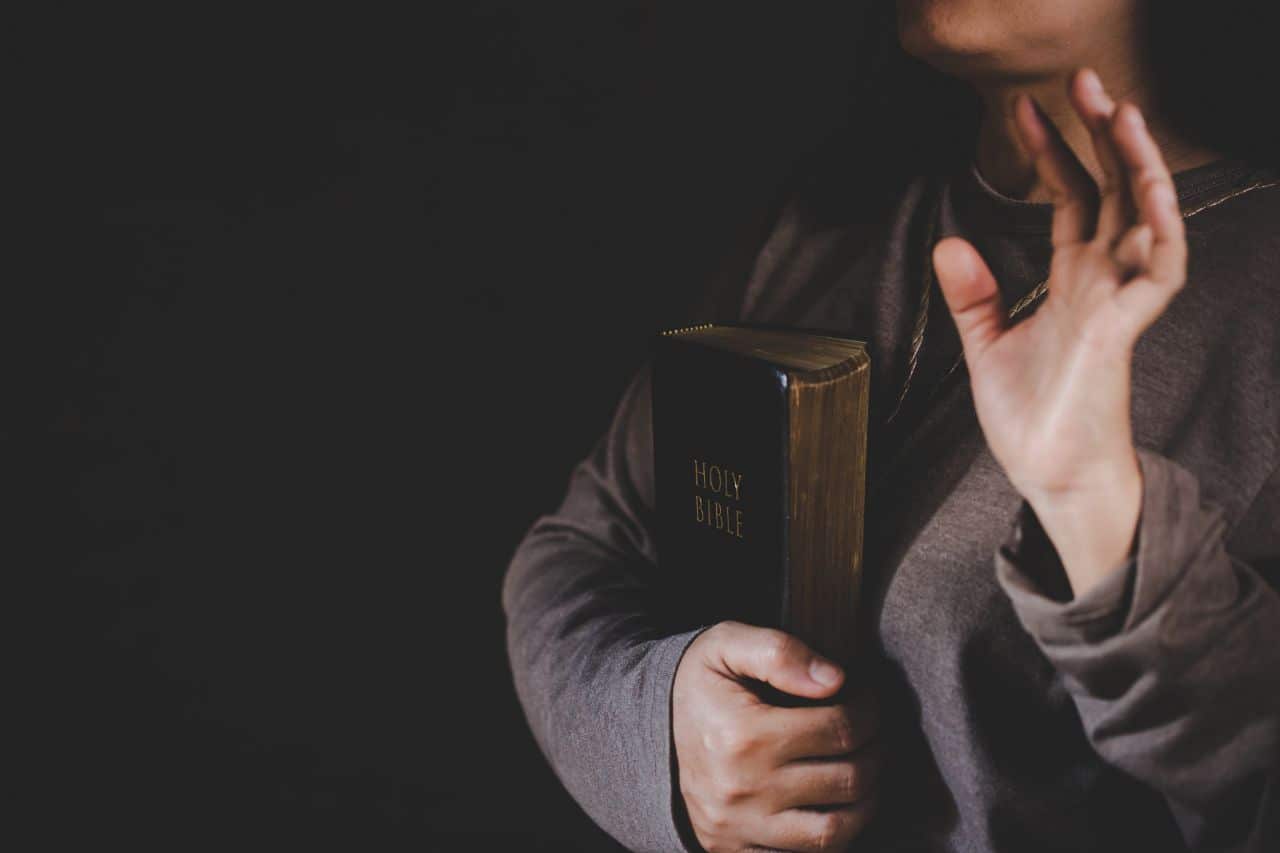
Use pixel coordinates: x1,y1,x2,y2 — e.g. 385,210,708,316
932,236,1007,363
709,623,844,700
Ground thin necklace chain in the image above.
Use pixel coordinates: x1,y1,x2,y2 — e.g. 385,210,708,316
884,176,1280,425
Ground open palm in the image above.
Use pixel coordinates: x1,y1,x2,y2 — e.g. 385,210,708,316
933,67,1187,506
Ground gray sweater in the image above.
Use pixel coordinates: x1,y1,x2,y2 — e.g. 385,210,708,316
501,154,1280,851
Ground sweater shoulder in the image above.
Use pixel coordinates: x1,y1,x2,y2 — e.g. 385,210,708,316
1175,178,1280,332
1133,177,1280,509
1184,176,1280,275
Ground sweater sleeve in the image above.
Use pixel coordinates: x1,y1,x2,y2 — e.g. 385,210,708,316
994,447,1280,852
501,362,710,852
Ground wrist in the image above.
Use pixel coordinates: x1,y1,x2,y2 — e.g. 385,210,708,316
1021,450,1143,598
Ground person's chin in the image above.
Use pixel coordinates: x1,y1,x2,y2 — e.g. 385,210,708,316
899,33,1006,79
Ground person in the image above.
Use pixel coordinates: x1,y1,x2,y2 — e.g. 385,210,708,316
502,2,1280,850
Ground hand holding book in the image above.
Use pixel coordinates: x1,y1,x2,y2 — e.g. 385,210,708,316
654,326,878,849
671,621,882,852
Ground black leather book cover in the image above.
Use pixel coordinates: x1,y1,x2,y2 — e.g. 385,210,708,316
652,332,789,632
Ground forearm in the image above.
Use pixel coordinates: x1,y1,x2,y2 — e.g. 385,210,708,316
503,521,709,853
997,449,1280,851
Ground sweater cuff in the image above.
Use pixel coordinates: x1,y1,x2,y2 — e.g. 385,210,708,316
995,448,1194,647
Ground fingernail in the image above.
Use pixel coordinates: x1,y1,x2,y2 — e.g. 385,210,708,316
1082,69,1103,94
810,659,842,687
1125,105,1145,130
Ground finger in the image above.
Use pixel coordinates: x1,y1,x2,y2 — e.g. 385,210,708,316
1112,227,1186,339
767,691,881,762
1068,67,1133,243
711,623,845,700
1014,93,1098,247
933,236,1007,364
1112,271,1186,339
755,798,879,853
771,741,885,809
1111,222,1153,274
1110,101,1187,286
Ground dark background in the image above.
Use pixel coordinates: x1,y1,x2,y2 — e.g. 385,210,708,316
21,2,1279,850
26,5,881,849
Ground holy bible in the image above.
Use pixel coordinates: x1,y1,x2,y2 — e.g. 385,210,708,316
652,323,871,667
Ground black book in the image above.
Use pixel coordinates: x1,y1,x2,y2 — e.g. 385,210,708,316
652,324,871,666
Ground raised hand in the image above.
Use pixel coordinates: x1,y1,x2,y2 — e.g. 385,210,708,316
931,67,1187,596
672,621,882,852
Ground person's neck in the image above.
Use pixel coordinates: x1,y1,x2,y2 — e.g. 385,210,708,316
972,68,1224,203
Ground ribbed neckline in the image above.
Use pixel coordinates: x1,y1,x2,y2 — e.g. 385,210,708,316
950,153,1274,234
